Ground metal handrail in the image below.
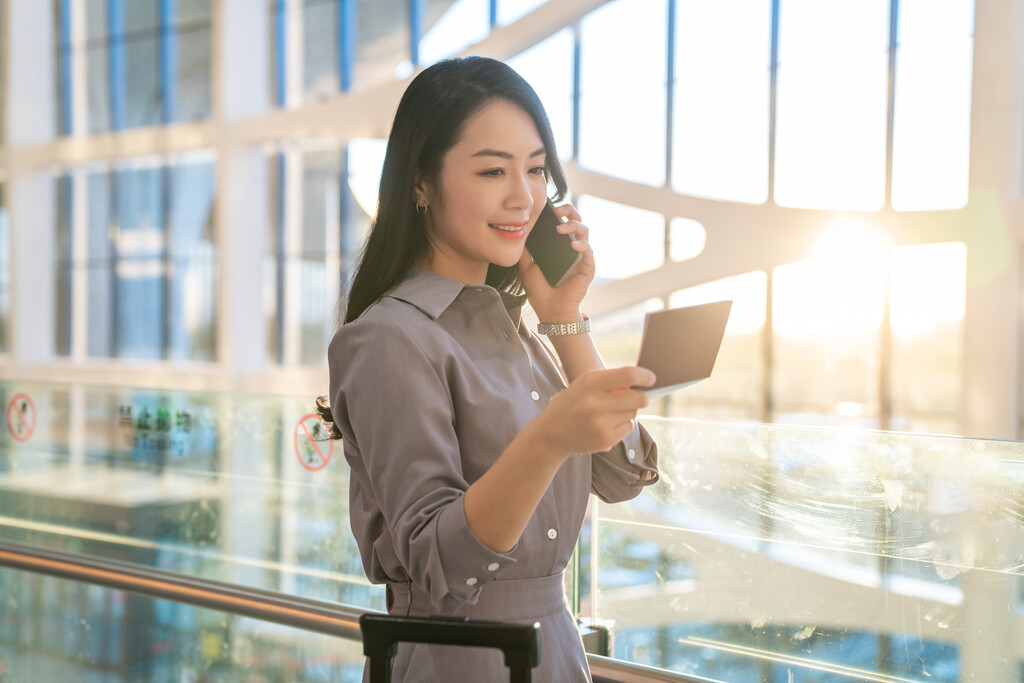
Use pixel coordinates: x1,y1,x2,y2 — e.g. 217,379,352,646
0,540,368,640
0,539,721,683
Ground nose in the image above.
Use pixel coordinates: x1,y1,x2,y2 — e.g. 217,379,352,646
506,169,536,211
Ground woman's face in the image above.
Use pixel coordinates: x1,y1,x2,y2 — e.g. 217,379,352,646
415,98,549,285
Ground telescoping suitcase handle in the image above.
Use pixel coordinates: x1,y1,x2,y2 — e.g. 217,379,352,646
359,613,541,683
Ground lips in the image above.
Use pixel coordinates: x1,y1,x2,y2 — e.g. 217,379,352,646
489,220,529,232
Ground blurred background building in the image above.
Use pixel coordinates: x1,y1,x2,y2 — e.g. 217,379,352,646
0,1,1022,681
0,0,1019,439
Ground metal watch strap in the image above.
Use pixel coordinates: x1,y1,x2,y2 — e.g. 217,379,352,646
537,315,590,336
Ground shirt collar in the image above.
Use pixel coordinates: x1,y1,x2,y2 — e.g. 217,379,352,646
385,268,528,328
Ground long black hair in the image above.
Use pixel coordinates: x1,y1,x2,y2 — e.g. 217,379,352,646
316,56,568,438
344,55,568,323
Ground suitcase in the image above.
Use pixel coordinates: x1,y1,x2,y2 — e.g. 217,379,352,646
359,613,541,682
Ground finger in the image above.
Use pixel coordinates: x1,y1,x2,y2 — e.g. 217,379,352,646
570,237,592,254
555,203,582,223
586,366,657,391
598,418,639,451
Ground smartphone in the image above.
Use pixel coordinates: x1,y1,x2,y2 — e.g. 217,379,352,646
526,200,583,288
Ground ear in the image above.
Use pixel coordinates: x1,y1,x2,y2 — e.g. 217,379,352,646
413,172,433,206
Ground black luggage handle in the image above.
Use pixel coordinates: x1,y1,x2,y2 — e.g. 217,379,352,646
360,613,541,683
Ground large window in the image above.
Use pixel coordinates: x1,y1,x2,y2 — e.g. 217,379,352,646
507,28,575,162
579,0,668,187
891,0,974,210
265,142,378,365
56,0,212,135
774,0,891,210
0,186,8,354
55,156,217,362
671,0,771,203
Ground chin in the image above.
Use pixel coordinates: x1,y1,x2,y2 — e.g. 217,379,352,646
492,254,523,269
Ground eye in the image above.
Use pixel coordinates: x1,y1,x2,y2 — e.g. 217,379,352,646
529,166,548,177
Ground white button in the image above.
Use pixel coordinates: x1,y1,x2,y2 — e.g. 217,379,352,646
530,391,540,401
547,528,558,540
487,563,500,572
627,449,637,461
465,577,478,586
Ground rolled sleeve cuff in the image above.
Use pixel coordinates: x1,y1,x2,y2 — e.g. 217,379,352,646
591,423,659,503
435,493,517,605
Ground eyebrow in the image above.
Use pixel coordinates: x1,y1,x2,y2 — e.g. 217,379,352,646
471,147,547,160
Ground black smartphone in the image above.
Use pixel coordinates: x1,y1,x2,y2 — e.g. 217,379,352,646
526,200,582,287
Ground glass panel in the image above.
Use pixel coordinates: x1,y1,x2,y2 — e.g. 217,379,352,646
55,176,73,358
591,298,665,374
668,271,767,421
497,0,547,26
173,25,212,122
123,32,162,129
86,42,112,134
355,0,410,87
303,0,339,99
125,0,160,32
266,153,283,365
668,217,705,262
774,0,890,210
114,165,165,360
298,148,340,365
168,159,216,362
0,186,8,354
2,379,1023,681
577,195,664,281
85,0,108,42
419,0,490,66
890,242,966,435
0,381,382,611
579,0,668,187
507,28,575,162
772,247,886,426
176,0,211,25
0,567,365,681
342,140,379,298
672,0,771,203
891,0,974,210
87,170,115,358
346,138,386,222
593,417,1021,681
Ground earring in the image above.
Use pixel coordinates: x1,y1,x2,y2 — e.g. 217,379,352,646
416,200,428,216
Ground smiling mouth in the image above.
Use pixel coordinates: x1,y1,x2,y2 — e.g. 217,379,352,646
489,221,529,232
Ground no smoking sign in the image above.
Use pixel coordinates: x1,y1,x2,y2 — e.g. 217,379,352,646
6,393,36,443
294,413,333,471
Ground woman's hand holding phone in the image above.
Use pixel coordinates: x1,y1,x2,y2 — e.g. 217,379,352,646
519,202,595,323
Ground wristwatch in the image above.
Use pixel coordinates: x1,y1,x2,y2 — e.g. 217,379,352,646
537,315,590,336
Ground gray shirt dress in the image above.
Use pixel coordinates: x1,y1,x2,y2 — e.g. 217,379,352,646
328,268,659,681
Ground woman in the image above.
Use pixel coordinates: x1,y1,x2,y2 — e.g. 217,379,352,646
321,56,659,681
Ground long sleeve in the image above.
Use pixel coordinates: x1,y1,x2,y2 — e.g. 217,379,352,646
329,315,517,612
590,422,659,504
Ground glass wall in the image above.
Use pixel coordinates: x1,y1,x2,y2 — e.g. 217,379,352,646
265,144,375,366
56,0,212,135
0,186,8,355
54,156,217,362
2,380,1021,680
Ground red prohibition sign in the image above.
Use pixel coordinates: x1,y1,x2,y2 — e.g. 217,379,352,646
294,413,334,471
6,393,36,443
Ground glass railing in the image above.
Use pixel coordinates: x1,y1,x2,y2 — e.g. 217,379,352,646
2,379,1022,681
